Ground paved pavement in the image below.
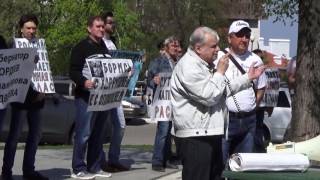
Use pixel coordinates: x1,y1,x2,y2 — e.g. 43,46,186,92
0,147,182,180
0,118,183,180
1,118,319,180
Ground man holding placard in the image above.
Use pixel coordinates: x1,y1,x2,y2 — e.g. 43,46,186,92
1,14,49,180
69,15,112,179
147,36,180,172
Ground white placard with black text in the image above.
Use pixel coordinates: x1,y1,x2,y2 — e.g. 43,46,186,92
86,57,132,111
0,48,37,109
14,38,55,93
260,68,280,107
150,72,172,122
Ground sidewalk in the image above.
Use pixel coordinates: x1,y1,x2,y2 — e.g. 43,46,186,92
0,147,182,180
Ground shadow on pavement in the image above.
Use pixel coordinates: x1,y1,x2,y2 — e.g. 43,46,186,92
35,168,71,180
126,118,148,126
120,158,147,171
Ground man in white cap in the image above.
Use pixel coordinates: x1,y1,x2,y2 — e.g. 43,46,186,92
216,20,267,165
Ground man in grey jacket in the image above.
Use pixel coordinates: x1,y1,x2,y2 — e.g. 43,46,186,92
170,27,265,180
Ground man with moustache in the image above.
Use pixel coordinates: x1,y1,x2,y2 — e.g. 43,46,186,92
170,26,264,180
217,20,267,165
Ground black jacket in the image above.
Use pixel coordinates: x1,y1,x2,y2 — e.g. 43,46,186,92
69,36,109,102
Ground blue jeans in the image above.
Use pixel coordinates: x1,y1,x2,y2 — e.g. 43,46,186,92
2,106,42,176
108,105,125,164
87,110,109,172
222,113,256,165
152,121,172,166
72,98,109,173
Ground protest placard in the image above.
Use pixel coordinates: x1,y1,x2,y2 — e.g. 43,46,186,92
14,38,55,93
86,56,133,111
149,72,172,122
260,68,280,107
145,86,154,119
0,48,37,109
109,50,143,97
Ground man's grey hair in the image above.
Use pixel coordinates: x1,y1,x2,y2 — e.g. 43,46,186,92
163,36,178,47
189,27,219,50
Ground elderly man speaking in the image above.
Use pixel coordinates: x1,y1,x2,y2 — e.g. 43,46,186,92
170,26,265,180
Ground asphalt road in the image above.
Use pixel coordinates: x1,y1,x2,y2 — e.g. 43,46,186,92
122,118,157,145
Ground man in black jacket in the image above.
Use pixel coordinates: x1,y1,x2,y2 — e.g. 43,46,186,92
1,14,48,180
69,15,112,179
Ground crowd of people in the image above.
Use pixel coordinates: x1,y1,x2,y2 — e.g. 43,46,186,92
0,10,297,180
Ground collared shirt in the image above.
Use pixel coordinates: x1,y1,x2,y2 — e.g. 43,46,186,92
170,48,251,137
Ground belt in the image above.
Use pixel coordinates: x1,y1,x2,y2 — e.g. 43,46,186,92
229,110,256,118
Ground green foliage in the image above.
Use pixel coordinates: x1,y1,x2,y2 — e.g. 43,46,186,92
0,0,229,76
264,0,298,25
112,1,145,50
43,0,103,75
136,0,228,66
0,0,39,39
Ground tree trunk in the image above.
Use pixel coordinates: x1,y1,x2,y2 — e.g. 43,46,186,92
290,0,320,141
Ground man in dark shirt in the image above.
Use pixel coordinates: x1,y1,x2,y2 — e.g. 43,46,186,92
69,15,112,179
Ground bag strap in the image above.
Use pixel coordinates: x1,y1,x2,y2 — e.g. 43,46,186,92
222,49,257,112
222,49,246,74
222,49,256,88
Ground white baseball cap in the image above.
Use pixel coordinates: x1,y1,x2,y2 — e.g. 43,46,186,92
228,20,251,34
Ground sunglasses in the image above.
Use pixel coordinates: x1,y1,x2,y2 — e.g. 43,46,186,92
234,32,251,39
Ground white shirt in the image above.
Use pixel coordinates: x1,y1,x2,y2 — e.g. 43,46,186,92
102,37,117,50
216,49,267,112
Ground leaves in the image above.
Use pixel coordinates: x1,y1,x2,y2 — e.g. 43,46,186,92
0,0,232,75
264,0,298,25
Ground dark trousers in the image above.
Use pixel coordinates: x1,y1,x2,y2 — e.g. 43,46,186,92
179,136,223,180
2,107,42,176
254,108,266,153
0,109,6,132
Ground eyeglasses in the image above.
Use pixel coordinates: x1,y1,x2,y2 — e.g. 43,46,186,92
234,32,250,39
